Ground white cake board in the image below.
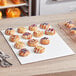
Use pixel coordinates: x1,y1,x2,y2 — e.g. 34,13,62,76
1,26,75,64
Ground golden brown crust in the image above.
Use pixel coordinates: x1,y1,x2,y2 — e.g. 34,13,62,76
33,30,43,37
14,41,25,49
22,32,32,39
34,46,45,54
17,27,26,34
11,0,20,4
27,39,38,47
19,48,30,57
0,0,7,6
40,23,50,29
45,28,56,35
29,24,37,31
40,37,50,45
5,28,15,35
9,35,20,42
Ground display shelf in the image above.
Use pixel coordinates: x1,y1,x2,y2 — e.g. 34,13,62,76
0,0,28,9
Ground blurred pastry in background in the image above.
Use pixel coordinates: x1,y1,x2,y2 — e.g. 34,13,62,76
0,11,2,19
6,7,21,18
65,21,75,29
0,0,7,6
70,28,76,35
11,0,20,4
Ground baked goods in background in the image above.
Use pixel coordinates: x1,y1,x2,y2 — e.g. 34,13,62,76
70,28,76,35
33,30,43,37
22,32,32,39
40,23,50,29
34,46,45,54
14,41,25,49
19,48,30,57
9,35,20,42
45,28,56,35
6,8,21,18
40,37,50,45
5,28,15,35
0,11,2,19
11,0,20,4
17,27,26,34
0,0,7,6
65,21,75,29
27,39,38,47
29,24,38,31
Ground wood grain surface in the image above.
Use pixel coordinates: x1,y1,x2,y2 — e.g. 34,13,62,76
0,12,76,76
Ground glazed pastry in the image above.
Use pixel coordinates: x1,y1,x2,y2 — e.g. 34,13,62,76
0,11,2,19
65,21,75,29
11,0,20,4
5,28,15,35
9,35,20,42
0,0,7,6
22,32,32,39
19,48,30,57
17,27,26,34
29,24,37,31
14,41,25,49
40,23,50,29
40,37,50,45
70,28,76,34
27,39,38,47
33,30,43,37
6,8,21,18
45,28,56,35
34,46,45,54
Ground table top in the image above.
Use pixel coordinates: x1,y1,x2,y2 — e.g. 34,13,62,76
0,12,76,76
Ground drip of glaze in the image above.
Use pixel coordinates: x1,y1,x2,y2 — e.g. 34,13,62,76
23,32,30,35
21,49,27,53
42,37,48,39
7,28,13,30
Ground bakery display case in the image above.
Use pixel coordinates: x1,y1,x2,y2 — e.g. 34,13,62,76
0,0,32,19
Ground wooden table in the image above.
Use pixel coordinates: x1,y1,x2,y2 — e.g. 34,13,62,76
0,12,76,76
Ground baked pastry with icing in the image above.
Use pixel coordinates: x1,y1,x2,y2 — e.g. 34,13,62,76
27,39,38,47
40,37,50,45
9,35,20,42
45,28,56,35
34,46,45,54
17,27,26,34
29,24,37,31
33,30,43,37
14,41,25,49
5,28,15,35
40,23,50,29
65,21,75,29
19,48,30,57
22,32,32,39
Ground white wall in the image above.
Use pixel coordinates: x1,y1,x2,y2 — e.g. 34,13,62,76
36,0,76,15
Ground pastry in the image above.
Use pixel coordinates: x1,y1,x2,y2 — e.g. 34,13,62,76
33,30,43,37
0,11,2,19
45,28,56,35
5,28,15,35
11,0,20,4
14,41,25,49
40,23,50,29
40,37,50,45
27,39,38,47
17,27,26,34
0,0,7,6
70,28,76,34
29,24,37,31
65,21,75,29
22,32,32,39
34,46,45,54
9,35,20,42
19,48,30,57
6,8,21,18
